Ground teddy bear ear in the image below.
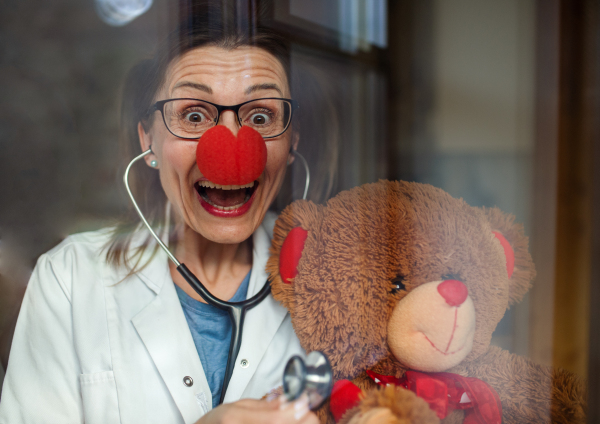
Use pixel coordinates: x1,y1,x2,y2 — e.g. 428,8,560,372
492,231,515,278
267,199,323,297
482,207,537,305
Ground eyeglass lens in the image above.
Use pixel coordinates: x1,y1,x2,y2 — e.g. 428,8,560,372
163,99,292,139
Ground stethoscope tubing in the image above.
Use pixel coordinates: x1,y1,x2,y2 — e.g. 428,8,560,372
176,263,272,404
124,145,310,404
124,148,272,404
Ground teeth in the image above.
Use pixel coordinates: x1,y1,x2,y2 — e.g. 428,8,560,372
202,197,246,210
214,203,245,210
198,181,255,190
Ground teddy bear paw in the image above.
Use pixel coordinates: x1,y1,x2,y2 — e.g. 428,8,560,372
339,385,440,424
346,407,397,424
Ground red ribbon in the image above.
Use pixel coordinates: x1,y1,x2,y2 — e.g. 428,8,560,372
366,370,502,424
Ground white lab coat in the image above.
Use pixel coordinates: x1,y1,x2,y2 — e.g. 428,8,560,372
0,214,304,424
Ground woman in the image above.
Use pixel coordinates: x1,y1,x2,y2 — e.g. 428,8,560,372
0,7,337,424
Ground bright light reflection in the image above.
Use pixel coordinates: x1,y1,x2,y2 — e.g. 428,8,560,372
95,0,153,26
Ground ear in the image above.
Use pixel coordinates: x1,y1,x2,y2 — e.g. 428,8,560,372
266,198,323,310
482,207,536,305
286,131,300,165
138,122,157,168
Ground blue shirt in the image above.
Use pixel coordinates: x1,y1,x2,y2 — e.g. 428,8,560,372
175,272,250,408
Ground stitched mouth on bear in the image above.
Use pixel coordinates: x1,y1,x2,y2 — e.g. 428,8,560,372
195,180,258,210
420,308,467,356
422,332,467,356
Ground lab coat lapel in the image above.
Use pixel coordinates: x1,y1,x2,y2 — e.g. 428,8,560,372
223,219,288,402
132,266,213,423
130,212,287,406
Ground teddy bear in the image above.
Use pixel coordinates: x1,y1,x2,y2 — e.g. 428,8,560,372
266,180,586,424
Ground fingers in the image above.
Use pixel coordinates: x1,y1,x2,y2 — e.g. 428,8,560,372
265,385,285,402
297,410,320,424
228,398,270,409
278,394,310,421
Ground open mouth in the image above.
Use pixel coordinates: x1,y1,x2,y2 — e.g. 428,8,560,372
195,180,258,213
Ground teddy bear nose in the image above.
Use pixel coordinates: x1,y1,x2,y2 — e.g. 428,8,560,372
437,279,469,306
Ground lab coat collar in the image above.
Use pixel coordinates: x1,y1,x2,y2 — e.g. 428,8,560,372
125,222,170,294
135,247,169,295
134,211,278,296
247,211,276,297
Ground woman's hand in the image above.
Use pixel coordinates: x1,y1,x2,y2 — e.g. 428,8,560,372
195,395,319,424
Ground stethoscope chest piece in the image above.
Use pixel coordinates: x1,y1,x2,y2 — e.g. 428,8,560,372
283,351,333,410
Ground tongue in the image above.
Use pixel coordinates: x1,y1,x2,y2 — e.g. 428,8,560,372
204,187,247,207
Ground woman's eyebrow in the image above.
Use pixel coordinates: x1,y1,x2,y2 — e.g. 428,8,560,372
172,81,213,94
245,83,283,96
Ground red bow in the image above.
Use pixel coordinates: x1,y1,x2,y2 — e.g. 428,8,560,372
366,370,502,424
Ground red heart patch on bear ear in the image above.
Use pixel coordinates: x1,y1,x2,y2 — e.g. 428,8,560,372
279,227,309,284
493,231,515,278
196,126,267,186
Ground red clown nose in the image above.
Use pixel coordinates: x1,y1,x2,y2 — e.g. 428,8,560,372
196,126,267,185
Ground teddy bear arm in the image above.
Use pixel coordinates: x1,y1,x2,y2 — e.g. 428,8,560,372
343,407,397,424
455,346,586,423
548,366,587,424
316,401,336,424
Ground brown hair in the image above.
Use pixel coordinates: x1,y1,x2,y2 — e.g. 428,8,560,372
106,3,339,271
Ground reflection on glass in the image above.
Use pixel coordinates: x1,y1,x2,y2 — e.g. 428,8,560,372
289,0,388,53
95,0,153,26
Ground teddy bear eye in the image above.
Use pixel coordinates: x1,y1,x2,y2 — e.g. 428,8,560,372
390,275,406,294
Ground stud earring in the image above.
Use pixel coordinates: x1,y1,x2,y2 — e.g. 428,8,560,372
150,160,158,168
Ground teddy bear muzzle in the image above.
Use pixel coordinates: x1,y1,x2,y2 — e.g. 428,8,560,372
387,280,476,372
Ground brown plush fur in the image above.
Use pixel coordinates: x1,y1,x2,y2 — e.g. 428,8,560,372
267,181,587,424
451,346,587,423
339,386,440,424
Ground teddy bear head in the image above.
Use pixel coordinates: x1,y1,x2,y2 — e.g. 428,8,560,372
267,180,535,381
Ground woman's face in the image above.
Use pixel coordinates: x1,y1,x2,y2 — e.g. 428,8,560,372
139,46,295,244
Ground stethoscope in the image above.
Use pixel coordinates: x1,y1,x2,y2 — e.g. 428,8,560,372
123,145,313,405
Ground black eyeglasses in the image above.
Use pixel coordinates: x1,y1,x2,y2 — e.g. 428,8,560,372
146,97,299,140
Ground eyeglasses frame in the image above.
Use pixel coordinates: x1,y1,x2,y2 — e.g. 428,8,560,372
146,97,299,140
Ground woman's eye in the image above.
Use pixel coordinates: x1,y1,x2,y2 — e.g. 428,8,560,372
183,111,206,123
249,112,270,126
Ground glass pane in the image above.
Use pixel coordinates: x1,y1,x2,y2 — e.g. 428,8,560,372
0,0,597,421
